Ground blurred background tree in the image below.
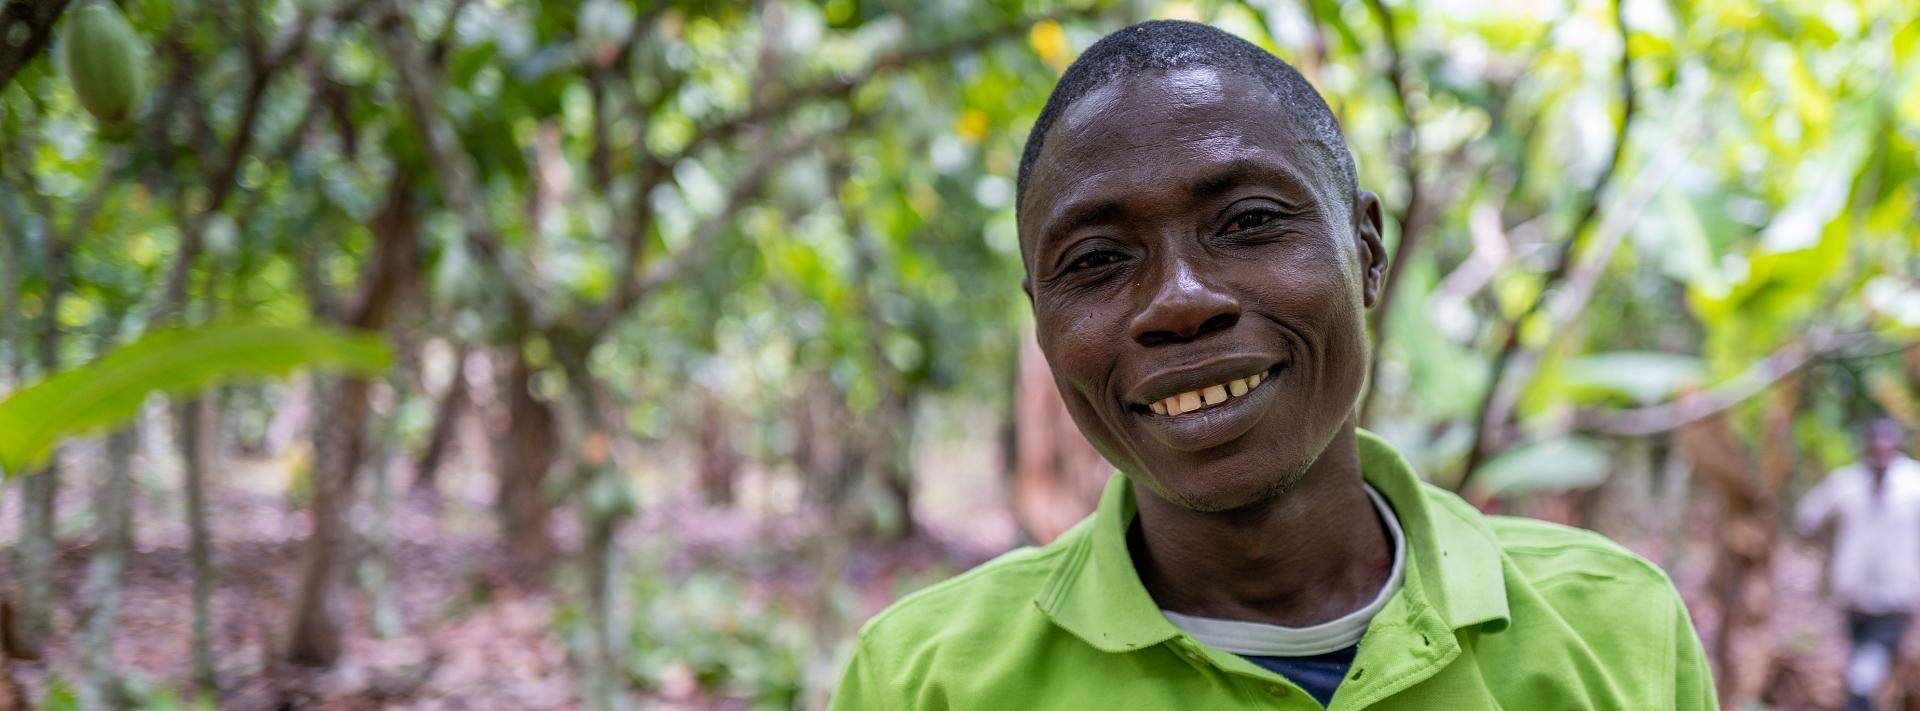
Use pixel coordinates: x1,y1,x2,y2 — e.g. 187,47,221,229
0,0,1916,708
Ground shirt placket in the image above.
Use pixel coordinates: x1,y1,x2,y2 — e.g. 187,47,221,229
1325,602,1460,709
1168,635,1320,708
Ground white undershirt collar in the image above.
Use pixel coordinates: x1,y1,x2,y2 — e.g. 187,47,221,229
1160,484,1407,657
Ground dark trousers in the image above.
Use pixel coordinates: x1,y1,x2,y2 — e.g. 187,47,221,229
1844,610,1911,711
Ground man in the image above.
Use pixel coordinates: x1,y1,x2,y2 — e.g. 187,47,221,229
831,21,1714,709
1796,418,1920,711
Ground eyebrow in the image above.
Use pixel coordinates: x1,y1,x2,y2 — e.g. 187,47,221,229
1189,159,1316,205
1050,200,1127,236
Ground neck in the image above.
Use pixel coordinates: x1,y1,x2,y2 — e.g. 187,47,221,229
1129,420,1392,627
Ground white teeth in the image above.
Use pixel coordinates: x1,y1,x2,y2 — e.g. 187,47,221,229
1150,371,1270,416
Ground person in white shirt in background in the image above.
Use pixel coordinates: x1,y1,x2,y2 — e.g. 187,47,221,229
1796,418,1920,711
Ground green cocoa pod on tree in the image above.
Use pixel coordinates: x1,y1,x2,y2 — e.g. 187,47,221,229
60,1,148,131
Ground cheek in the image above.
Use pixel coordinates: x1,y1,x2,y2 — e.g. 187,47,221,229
1034,299,1112,393
1254,245,1364,334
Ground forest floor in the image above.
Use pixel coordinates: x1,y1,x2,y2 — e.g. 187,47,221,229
0,439,1902,710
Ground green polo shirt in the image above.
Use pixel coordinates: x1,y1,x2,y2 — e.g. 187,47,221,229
830,430,1716,709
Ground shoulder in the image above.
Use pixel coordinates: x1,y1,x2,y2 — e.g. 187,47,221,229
853,525,1079,655
1415,483,1681,609
1390,485,1711,705
839,529,1085,708
1897,456,1920,482
1818,463,1869,489
1483,513,1691,656
1485,514,1670,587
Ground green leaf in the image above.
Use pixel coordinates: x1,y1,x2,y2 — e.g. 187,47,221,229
1561,351,1707,405
0,323,391,475
1469,437,1612,499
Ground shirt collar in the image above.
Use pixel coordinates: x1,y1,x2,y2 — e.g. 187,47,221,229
1033,428,1511,653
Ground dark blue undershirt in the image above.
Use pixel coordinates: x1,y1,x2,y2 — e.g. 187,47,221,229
1238,645,1358,706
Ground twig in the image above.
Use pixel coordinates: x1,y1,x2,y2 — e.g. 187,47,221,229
596,10,1082,329
149,12,321,325
1455,0,1638,492
630,120,858,301
584,113,872,338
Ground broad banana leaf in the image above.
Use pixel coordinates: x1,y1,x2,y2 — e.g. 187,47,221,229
1468,436,1612,499
0,323,391,476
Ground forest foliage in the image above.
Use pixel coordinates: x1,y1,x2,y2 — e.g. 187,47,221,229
1,0,1918,708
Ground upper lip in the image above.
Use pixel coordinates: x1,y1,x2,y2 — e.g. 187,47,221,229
1124,354,1284,406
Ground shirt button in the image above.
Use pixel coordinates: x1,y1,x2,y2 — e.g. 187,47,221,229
1181,648,1208,665
1264,683,1289,697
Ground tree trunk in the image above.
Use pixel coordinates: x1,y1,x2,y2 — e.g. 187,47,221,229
696,389,738,506
494,348,559,567
10,291,65,659
1679,372,1802,706
797,375,850,508
286,169,418,666
287,377,373,666
412,343,470,491
553,338,632,711
10,467,55,661
78,427,138,709
0,597,23,709
360,378,406,639
0,194,20,390
172,397,220,694
868,387,917,540
0,197,26,704
580,505,621,711
1011,331,1109,544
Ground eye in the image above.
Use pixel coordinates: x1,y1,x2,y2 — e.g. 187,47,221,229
1227,209,1279,233
1067,250,1127,272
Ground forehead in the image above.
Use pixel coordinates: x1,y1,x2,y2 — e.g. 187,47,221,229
1018,67,1341,236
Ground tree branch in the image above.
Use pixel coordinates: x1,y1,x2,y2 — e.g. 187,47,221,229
1561,332,1877,437
149,10,325,325
1361,0,1426,346
598,10,1082,332
647,16,1048,177
426,0,473,67
377,0,541,329
586,115,866,336
1456,0,1638,492
0,0,74,90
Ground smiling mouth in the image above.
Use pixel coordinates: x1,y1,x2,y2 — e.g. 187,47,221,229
1138,365,1281,417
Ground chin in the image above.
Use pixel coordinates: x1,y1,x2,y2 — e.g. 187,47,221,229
1141,453,1313,513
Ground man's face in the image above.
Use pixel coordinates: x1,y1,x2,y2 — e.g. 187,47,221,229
1868,422,1901,472
1019,67,1385,512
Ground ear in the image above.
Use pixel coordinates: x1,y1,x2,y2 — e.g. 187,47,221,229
1353,190,1388,309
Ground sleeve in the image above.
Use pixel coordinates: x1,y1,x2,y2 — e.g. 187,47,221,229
1670,592,1719,711
829,633,892,711
1793,472,1841,537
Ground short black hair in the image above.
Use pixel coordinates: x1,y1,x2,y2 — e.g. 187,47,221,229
1015,20,1357,212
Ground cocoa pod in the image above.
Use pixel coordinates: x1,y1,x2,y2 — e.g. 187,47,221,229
60,1,148,129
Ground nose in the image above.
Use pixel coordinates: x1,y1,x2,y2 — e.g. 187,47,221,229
1128,257,1241,346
